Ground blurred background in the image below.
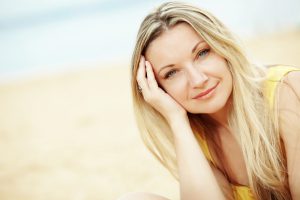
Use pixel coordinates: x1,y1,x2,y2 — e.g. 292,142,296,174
0,0,299,199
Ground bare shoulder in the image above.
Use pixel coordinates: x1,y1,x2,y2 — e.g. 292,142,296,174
277,69,300,141
277,68,300,199
278,70,300,108
283,70,300,92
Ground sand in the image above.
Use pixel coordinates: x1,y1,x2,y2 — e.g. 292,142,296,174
0,28,299,200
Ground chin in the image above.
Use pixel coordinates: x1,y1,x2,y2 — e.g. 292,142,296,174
186,100,229,114
186,107,217,114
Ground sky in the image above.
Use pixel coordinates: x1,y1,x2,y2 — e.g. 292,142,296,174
0,0,300,80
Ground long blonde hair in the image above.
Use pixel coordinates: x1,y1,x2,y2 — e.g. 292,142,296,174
130,2,290,199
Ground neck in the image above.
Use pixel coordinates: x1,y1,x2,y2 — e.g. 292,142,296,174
209,96,232,129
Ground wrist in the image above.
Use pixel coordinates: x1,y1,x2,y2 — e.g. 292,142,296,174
168,114,190,129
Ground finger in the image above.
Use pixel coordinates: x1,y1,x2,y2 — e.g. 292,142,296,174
145,61,158,89
136,56,149,93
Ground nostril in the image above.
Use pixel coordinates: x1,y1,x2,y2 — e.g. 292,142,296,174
189,72,208,88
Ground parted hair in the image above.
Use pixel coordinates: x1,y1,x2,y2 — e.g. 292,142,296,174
131,2,291,199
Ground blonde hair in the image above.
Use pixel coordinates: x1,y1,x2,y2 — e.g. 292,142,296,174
130,2,290,199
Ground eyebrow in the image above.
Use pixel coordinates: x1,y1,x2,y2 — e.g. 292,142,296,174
158,40,206,75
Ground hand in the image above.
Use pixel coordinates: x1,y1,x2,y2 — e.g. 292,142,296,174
136,56,187,123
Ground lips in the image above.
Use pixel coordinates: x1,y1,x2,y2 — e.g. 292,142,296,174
192,83,219,99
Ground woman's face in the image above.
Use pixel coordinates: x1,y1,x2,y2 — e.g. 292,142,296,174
144,23,233,114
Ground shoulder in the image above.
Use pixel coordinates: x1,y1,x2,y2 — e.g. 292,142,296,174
283,67,300,87
277,68,300,198
277,69,300,142
278,69,300,107
282,69,300,91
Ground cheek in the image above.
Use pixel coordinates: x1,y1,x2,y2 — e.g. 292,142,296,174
224,66,233,86
164,82,187,103
222,69,233,100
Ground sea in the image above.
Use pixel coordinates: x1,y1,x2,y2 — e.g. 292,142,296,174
0,0,299,82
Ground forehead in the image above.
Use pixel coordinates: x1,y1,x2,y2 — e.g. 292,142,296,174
145,23,205,71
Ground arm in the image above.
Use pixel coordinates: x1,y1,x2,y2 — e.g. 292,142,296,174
169,116,228,200
136,57,228,200
278,71,300,199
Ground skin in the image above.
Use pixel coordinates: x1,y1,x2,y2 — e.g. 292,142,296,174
140,23,233,126
278,72,300,198
136,22,234,199
135,22,300,199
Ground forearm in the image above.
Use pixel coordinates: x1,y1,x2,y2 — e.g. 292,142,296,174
291,179,300,199
169,116,226,200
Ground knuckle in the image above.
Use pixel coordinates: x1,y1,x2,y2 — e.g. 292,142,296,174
143,94,151,102
144,94,154,103
147,95,158,104
136,77,143,83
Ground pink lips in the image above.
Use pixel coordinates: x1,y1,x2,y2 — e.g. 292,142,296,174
192,83,219,99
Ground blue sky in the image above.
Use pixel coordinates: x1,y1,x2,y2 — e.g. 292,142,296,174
0,0,299,80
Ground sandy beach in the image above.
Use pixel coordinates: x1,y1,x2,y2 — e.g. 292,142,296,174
0,28,299,200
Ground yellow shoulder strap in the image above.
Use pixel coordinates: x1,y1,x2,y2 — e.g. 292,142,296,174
198,65,299,165
265,66,300,108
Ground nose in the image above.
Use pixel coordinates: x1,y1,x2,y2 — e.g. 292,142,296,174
186,65,208,88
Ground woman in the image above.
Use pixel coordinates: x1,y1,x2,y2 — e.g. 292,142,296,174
120,1,300,200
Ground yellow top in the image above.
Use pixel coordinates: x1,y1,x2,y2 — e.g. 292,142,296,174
197,65,300,200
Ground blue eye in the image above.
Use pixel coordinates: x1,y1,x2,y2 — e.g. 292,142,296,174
164,70,177,79
198,49,210,58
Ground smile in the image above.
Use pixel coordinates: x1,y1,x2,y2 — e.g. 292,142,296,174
192,83,219,99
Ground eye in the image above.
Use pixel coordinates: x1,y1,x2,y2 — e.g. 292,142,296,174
197,48,210,58
164,69,177,79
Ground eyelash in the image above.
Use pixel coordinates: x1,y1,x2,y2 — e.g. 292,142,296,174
163,48,210,79
164,70,177,79
197,48,210,58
